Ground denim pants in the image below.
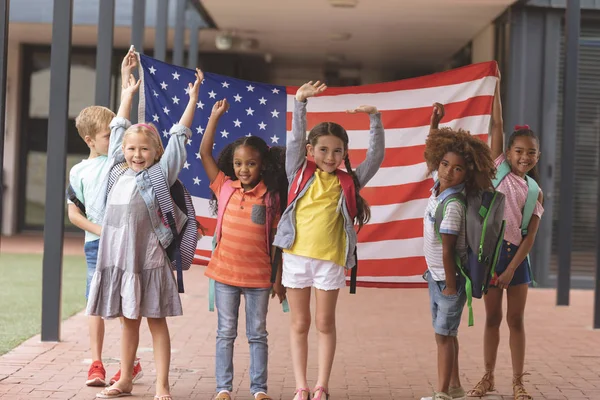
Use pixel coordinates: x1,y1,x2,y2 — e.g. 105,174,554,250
84,239,100,299
214,281,270,395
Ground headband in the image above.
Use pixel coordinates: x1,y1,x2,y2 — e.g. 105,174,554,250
514,124,530,131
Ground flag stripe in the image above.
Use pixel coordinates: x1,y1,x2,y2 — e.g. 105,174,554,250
359,218,424,242
352,256,428,277
347,133,488,168
286,61,497,95
285,95,493,130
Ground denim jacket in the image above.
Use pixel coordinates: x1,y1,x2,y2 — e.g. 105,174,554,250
272,99,385,268
105,118,191,248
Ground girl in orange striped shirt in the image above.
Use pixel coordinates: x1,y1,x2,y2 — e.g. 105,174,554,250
199,98,288,400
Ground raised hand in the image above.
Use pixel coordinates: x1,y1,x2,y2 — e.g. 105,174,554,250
121,74,141,98
188,68,204,101
430,102,445,129
211,99,230,119
121,45,137,87
295,80,327,102
346,105,378,115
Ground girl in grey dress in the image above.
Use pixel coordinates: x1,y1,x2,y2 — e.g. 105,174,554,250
88,68,204,400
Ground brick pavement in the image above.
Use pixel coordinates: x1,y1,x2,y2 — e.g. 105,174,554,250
1,236,599,399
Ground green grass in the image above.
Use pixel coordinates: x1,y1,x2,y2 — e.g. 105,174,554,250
0,253,87,355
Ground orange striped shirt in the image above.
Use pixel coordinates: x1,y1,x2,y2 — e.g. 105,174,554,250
205,171,280,288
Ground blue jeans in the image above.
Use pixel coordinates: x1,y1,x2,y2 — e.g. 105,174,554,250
84,239,100,299
426,270,466,337
214,281,270,395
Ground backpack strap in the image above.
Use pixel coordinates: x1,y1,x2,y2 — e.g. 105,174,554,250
107,162,128,195
491,160,511,189
433,192,474,326
521,176,540,236
350,246,358,294
147,164,184,294
66,184,86,214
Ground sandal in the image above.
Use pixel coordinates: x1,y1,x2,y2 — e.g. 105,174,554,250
154,396,173,400
466,371,495,397
215,391,231,400
255,393,273,400
294,388,311,400
513,373,533,400
312,386,329,400
96,386,132,398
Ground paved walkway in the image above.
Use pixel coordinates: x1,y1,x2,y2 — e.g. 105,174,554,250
1,235,599,399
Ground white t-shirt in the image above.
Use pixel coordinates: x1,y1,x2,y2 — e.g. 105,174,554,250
68,155,110,242
423,176,467,281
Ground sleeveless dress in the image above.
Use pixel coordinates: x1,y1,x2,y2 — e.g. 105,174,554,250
86,169,183,319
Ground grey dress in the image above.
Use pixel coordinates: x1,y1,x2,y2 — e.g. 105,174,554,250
86,169,183,319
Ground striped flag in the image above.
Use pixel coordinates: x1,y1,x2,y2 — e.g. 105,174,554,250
138,54,498,288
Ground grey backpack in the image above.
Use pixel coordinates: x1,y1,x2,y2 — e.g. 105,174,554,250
434,189,506,326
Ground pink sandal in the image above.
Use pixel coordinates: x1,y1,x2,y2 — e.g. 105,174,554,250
294,388,311,400
312,386,329,400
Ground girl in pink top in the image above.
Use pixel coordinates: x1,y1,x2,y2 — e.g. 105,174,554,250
467,71,543,400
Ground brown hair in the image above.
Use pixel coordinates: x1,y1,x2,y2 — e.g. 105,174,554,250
424,127,496,194
122,123,165,161
307,122,370,230
75,106,115,140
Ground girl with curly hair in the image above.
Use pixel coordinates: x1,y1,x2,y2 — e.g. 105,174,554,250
423,102,496,400
199,98,288,400
467,73,544,400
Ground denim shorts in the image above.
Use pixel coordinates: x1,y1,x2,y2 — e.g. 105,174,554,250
491,240,531,287
84,239,100,299
426,270,467,337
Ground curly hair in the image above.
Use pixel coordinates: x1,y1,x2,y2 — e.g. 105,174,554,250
209,136,287,221
307,122,370,231
507,127,540,183
424,128,496,194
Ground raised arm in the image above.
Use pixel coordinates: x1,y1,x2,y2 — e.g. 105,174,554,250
180,68,203,128
158,68,202,186
116,72,141,121
286,81,328,178
347,105,385,187
200,98,229,183
490,73,504,159
429,102,445,134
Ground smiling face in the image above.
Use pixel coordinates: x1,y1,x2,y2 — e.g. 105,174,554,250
506,135,540,177
437,151,467,193
307,134,346,173
233,145,263,190
123,131,159,172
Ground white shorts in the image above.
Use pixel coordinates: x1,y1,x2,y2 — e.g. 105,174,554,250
282,253,347,291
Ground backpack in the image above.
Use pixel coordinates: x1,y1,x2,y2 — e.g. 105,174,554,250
107,162,199,294
66,184,86,214
289,159,360,293
434,189,506,326
491,159,540,285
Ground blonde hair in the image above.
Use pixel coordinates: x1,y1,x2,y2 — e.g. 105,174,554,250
75,106,115,140
122,123,165,161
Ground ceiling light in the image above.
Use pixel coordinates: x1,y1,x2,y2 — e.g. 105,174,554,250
329,32,352,41
215,32,234,50
329,0,358,8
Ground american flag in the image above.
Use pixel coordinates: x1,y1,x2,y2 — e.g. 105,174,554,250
138,54,498,288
